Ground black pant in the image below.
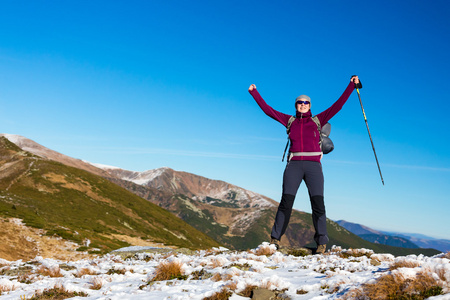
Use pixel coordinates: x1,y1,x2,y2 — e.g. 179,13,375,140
271,160,329,245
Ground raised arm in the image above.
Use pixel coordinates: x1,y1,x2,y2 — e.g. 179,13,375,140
248,84,291,126
316,76,359,125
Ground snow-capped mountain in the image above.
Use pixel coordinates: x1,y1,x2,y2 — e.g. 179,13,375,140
0,134,111,178
95,164,277,209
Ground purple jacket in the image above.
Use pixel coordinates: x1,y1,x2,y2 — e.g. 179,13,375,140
249,82,355,162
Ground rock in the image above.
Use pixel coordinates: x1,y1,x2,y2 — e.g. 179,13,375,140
252,288,276,300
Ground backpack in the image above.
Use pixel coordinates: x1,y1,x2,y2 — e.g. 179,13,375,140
282,115,334,161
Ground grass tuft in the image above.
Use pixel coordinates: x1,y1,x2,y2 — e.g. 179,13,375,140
202,287,232,300
389,260,421,270
297,288,308,294
254,243,276,256
343,271,443,300
28,284,88,300
0,283,17,295
75,268,98,278
106,267,126,275
150,261,187,282
89,277,103,290
238,284,257,297
36,265,63,278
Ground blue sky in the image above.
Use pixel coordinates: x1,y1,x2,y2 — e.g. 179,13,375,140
1,1,449,240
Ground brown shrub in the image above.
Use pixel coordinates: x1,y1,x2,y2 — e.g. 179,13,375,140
224,281,237,291
0,283,17,294
209,257,226,268
89,277,103,290
36,265,63,278
297,288,308,294
18,273,36,284
151,261,186,281
28,283,88,300
343,271,443,300
336,248,373,259
211,273,222,282
76,268,98,278
254,244,276,256
238,284,258,297
106,268,126,275
202,287,232,300
389,260,421,271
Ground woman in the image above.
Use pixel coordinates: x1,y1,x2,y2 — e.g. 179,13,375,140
248,76,360,254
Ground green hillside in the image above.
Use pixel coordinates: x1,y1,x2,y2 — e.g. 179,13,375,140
0,137,220,253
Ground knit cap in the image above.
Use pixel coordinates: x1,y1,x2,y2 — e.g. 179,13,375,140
295,95,311,105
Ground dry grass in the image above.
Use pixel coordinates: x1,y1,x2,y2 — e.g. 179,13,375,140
202,287,232,300
75,268,98,278
106,267,126,275
210,273,234,282
389,260,421,270
211,273,222,282
444,252,450,259
0,283,17,294
0,218,92,261
296,288,308,294
150,261,186,282
89,276,103,290
342,271,443,299
224,281,237,291
209,257,227,268
334,248,374,259
18,273,36,284
254,244,276,256
27,283,88,300
36,265,63,278
260,279,278,290
238,284,258,297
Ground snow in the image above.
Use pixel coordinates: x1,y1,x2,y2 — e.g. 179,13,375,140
0,244,449,299
88,162,122,170
0,133,24,144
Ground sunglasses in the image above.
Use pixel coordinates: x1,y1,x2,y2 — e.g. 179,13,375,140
296,100,310,105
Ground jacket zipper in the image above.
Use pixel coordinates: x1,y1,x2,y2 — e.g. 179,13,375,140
300,113,304,154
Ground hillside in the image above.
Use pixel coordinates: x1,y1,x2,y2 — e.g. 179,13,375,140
0,136,220,260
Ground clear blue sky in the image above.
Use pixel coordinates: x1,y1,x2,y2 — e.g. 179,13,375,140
1,1,449,240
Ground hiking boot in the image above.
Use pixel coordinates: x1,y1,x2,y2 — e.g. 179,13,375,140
316,244,327,254
270,238,281,250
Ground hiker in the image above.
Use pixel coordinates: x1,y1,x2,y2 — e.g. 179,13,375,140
248,76,360,254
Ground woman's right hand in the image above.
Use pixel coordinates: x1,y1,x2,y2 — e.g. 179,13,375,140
248,84,256,92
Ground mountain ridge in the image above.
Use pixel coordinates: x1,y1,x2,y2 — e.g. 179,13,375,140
96,164,441,255
1,134,442,256
0,136,220,260
336,220,450,252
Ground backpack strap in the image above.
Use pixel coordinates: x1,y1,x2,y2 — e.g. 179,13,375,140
286,115,296,134
282,116,296,161
311,115,323,150
311,115,321,132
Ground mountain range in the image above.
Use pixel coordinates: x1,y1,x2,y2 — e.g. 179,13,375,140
336,220,450,253
0,134,443,260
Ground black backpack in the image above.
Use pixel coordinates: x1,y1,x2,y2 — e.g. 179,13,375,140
282,115,334,161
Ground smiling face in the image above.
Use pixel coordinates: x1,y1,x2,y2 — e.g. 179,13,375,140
296,98,311,113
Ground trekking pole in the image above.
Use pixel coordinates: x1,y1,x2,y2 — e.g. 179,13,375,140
353,77,385,185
